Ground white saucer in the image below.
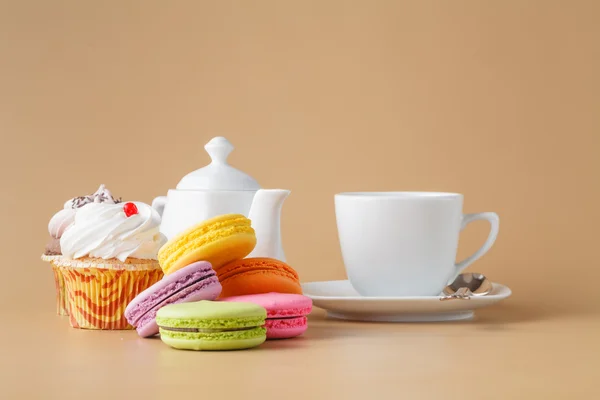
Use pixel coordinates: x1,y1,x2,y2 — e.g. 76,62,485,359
301,280,511,322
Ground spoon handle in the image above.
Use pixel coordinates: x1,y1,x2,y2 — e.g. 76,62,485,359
440,287,473,301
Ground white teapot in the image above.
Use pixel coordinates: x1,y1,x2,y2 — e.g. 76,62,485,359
152,136,290,261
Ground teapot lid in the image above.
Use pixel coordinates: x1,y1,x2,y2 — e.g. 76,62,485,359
176,137,260,191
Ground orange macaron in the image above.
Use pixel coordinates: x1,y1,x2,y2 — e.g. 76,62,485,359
215,257,302,298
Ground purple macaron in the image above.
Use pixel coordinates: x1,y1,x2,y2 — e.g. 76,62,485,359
125,261,222,337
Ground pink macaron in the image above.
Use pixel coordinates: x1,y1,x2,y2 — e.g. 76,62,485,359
220,292,312,339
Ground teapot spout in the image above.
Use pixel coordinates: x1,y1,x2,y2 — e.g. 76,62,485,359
247,189,290,262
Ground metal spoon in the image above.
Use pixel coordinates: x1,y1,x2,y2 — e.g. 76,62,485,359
439,273,492,301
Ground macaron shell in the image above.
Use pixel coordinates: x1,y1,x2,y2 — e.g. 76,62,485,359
125,261,218,326
156,299,267,323
218,272,302,298
216,257,299,280
216,258,302,298
156,300,267,351
265,316,308,339
220,293,312,339
160,329,266,351
220,293,312,318
165,234,256,276
134,277,222,337
157,214,256,275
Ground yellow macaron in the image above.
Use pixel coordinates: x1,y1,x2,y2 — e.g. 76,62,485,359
158,214,256,275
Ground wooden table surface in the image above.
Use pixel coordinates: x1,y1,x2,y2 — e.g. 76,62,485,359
2,303,598,399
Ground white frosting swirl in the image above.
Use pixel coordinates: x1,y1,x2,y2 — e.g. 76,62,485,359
60,201,167,262
48,208,76,238
48,184,121,239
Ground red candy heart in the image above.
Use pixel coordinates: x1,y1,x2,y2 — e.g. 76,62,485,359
123,202,138,217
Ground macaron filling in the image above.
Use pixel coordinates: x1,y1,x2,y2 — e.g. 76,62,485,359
156,316,265,329
158,327,266,342
265,306,312,319
159,325,260,333
265,315,308,329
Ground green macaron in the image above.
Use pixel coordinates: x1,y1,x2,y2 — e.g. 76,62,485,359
156,300,267,351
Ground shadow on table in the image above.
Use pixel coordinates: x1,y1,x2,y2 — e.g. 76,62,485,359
301,302,598,340
468,302,568,324
261,335,313,350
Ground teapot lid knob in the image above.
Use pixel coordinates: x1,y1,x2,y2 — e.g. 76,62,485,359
175,136,260,191
205,136,233,165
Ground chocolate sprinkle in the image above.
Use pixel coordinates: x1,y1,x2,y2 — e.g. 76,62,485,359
68,184,121,208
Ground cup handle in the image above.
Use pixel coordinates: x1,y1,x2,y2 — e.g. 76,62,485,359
450,212,500,284
151,196,168,217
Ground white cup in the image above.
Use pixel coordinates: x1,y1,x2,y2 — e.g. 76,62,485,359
334,192,499,297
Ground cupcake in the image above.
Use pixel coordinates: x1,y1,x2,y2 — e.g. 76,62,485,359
55,199,167,330
41,184,121,315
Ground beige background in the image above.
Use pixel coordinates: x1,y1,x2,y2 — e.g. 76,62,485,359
0,1,598,398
